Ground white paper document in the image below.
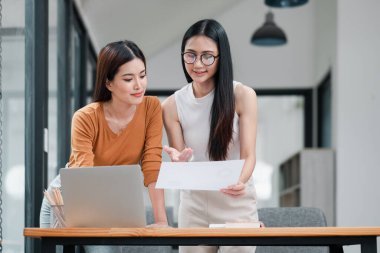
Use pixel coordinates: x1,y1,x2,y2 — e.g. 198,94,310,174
209,222,261,228
156,160,244,191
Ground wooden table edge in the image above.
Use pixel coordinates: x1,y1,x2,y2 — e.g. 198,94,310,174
24,227,380,238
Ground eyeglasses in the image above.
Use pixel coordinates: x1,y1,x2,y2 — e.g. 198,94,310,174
182,52,219,66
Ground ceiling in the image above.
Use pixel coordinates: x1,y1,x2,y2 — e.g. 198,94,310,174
71,0,324,88
74,0,240,56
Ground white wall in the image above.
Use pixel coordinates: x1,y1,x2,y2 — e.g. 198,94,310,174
314,0,336,84
306,1,380,251
148,0,316,90
335,0,380,225
220,0,315,88
147,41,186,89
334,0,380,252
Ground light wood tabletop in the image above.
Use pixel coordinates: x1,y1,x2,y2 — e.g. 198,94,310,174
24,226,380,238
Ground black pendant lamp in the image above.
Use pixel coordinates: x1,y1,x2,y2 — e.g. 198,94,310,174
251,11,287,46
265,0,308,8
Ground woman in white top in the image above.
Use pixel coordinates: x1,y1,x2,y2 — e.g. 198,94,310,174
162,19,259,253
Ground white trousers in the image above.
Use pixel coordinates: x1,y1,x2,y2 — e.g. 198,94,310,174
178,179,258,253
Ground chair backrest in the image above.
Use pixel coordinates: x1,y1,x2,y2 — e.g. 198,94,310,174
258,207,327,227
256,207,329,253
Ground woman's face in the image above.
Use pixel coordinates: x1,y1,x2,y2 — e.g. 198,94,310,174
183,35,219,85
106,58,147,105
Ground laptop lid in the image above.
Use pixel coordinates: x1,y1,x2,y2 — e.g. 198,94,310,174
60,165,147,228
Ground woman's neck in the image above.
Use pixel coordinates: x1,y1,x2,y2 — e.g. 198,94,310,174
104,99,136,120
192,79,215,98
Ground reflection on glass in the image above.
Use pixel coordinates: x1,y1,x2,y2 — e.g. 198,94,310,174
86,56,96,104
5,165,25,200
253,161,274,200
71,28,81,113
2,0,26,251
48,0,58,183
256,96,304,208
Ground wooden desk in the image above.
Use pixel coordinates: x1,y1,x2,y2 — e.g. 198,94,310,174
24,227,380,253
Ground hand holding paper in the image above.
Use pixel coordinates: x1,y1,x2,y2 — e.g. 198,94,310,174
221,180,246,197
156,160,244,191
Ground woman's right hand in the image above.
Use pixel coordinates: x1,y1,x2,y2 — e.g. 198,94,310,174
163,145,193,162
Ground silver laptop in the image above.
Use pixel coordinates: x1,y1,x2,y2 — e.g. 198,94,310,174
60,165,147,228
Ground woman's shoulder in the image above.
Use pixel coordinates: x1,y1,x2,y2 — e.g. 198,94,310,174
175,83,191,95
234,81,257,99
75,102,101,115
71,103,102,131
143,96,161,108
234,82,257,114
161,94,175,109
142,96,162,115
73,102,102,122
161,83,190,109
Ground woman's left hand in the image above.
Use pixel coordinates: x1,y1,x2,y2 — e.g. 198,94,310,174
146,222,170,228
220,181,246,197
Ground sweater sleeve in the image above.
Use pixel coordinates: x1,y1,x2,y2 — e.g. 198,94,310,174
68,109,96,167
141,97,163,186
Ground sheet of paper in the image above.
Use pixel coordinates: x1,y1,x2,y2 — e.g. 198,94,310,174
156,160,244,191
209,222,261,228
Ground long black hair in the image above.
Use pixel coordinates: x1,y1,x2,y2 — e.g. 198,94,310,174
93,40,146,102
181,19,235,161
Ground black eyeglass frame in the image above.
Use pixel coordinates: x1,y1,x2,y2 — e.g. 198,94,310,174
181,52,220,66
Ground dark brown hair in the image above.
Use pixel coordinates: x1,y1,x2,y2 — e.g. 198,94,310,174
181,19,235,161
93,40,146,102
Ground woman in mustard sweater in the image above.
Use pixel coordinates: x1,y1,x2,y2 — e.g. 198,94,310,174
40,40,167,253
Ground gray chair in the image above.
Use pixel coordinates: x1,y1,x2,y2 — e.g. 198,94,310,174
256,207,342,253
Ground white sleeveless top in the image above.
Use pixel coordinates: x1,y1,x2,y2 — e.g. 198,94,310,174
174,82,241,162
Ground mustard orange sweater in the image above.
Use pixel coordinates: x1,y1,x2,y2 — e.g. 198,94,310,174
67,96,163,186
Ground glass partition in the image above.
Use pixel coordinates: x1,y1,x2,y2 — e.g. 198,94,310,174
2,0,26,252
255,96,304,208
48,0,58,183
